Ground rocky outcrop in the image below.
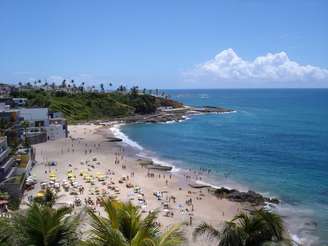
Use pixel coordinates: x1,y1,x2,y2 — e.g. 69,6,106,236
193,106,234,113
137,158,172,171
214,187,279,206
116,105,234,124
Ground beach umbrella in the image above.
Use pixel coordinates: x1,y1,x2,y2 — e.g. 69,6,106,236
36,191,45,198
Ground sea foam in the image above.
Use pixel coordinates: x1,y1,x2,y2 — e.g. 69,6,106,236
110,124,143,150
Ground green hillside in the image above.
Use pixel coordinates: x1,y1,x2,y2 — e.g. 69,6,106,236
10,89,182,122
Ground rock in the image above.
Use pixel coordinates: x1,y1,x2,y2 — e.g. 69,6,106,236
137,159,153,166
214,188,279,206
147,164,172,171
265,197,280,204
106,137,122,142
189,182,210,188
137,158,172,171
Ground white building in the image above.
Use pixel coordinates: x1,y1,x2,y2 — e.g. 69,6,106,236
20,108,49,127
19,108,68,142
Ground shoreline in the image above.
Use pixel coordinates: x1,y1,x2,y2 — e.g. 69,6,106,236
110,121,319,246
111,122,279,205
23,123,249,246
22,119,317,245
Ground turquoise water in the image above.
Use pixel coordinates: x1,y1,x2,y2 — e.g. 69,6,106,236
120,89,328,245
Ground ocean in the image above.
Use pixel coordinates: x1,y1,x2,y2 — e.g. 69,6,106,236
116,89,328,246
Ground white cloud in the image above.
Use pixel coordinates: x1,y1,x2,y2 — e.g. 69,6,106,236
186,49,328,85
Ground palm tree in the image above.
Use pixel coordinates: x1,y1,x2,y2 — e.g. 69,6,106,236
0,203,81,246
61,79,67,88
117,85,126,93
130,86,139,97
193,209,291,246
83,198,185,246
100,83,105,93
0,217,11,245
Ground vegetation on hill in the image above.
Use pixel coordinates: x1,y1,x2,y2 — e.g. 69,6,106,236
10,88,183,122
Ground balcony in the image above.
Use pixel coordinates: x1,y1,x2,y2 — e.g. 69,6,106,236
0,148,10,163
1,156,15,171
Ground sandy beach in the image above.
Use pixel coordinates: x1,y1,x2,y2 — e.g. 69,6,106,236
23,123,248,245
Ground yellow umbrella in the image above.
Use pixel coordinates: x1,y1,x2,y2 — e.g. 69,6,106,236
36,191,45,198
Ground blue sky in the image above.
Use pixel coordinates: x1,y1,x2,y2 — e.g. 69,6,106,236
0,0,327,88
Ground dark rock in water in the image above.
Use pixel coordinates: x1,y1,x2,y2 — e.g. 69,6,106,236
106,137,122,142
137,159,172,171
201,106,234,113
265,197,280,204
147,164,172,171
137,159,154,166
214,188,279,206
189,182,210,188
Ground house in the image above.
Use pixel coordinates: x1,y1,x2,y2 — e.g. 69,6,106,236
12,98,27,107
19,108,49,127
0,97,14,107
0,85,12,96
0,108,20,123
19,108,68,142
0,103,10,111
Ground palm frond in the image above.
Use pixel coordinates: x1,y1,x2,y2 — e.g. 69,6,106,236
219,221,245,246
157,223,185,246
11,203,80,246
193,222,220,240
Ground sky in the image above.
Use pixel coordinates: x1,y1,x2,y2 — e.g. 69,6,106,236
0,0,327,89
